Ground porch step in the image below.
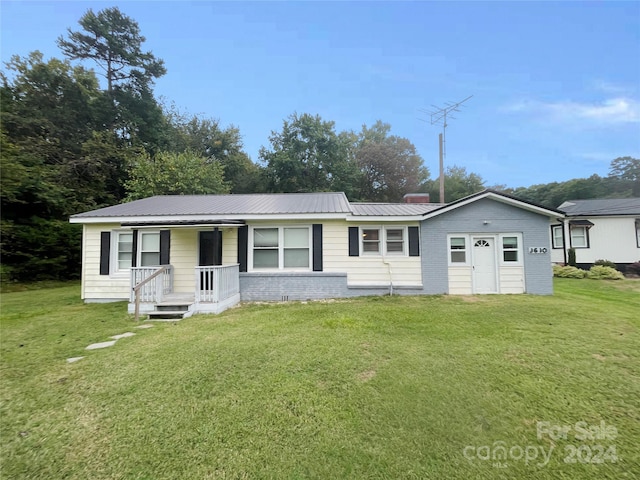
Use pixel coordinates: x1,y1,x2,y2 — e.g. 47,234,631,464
147,300,193,320
147,310,190,320
155,303,191,312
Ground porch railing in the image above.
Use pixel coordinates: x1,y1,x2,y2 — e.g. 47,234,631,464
131,265,174,320
195,264,240,303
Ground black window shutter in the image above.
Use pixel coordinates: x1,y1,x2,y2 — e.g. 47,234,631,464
99,232,111,275
131,229,138,267
160,230,171,265
348,227,359,257
312,224,323,271
238,225,248,272
408,226,420,257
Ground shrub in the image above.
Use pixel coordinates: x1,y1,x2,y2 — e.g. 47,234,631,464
587,265,624,280
568,248,577,266
553,265,587,279
626,262,640,276
594,259,617,269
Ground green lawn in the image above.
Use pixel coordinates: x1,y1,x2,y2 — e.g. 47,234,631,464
1,279,639,479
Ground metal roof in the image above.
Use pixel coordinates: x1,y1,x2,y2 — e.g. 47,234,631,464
71,192,352,218
350,203,443,216
558,198,640,216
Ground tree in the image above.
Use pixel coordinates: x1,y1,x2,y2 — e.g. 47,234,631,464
125,150,229,200
57,6,165,94
58,7,168,156
1,52,109,214
609,156,640,196
162,108,265,193
424,165,485,203
355,121,429,201
609,156,640,182
260,113,360,197
1,53,108,281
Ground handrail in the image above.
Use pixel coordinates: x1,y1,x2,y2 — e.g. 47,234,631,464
133,266,169,321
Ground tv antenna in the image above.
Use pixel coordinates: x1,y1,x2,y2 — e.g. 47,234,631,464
420,95,473,203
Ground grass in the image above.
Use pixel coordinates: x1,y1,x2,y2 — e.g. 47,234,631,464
1,279,639,479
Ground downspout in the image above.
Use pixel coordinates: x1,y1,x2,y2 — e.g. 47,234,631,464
383,258,393,296
558,218,567,265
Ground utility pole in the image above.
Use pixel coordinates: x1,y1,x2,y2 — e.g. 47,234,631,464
422,95,473,203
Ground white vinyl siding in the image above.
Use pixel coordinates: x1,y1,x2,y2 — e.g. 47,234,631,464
447,233,525,294
169,228,197,294
83,224,130,300
563,217,639,264
82,225,241,301
448,267,472,294
499,267,526,294
323,221,422,286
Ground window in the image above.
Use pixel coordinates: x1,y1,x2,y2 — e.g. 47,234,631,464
283,227,309,268
386,228,405,254
253,228,279,268
362,228,380,254
551,225,564,249
116,231,133,271
636,221,640,248
139,232,160,266
359,226,408,256
502,236,519,262
570,226,588,248
251,227,310,270
450,237,467,263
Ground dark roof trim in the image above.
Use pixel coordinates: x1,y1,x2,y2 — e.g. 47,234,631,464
421,189,564,218
121,220,246,227
569,219,594,227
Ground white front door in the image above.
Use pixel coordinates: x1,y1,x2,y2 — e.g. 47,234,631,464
472,237,497,294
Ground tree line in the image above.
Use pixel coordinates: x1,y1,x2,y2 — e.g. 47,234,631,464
1,7,638,282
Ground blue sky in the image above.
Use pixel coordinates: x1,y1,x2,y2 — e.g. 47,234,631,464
2,1,639,188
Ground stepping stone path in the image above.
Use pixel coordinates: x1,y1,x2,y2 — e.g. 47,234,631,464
67,324,154,363
85,340,117,350
110,332,135,340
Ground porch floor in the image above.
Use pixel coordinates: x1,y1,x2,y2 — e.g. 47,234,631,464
158,293,195,305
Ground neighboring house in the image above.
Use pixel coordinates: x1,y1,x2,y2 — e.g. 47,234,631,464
70,190,561,317
550,198,640,270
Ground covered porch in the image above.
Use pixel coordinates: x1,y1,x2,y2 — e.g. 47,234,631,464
123,222,243,319
128,264,240,319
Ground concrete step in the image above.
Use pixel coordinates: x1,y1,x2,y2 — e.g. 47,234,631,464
147,310,189,320
155,304,191,312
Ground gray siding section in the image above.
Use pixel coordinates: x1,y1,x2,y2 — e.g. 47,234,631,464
239,272,422,301
420,198,554,295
